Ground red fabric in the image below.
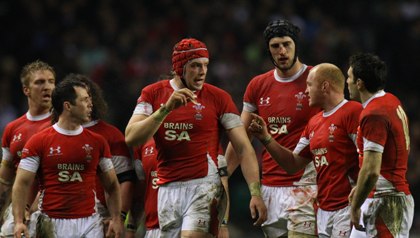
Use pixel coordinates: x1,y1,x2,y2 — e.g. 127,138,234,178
172,38,209,77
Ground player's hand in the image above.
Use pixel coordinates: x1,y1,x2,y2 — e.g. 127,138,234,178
248,113,269,141
14,222,29,238
165,88,197,111
106,218,124,238
350,206,365,231
124,230,136,238
218,225,229,238
249,196,267,226
348,186,356,203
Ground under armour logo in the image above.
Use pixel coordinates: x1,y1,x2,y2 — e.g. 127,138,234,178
144,146,155,155
12,133,22,143
339,231,348,236
260,97,270,105
197,219,206,227
49,146,62,156
303,221,313,228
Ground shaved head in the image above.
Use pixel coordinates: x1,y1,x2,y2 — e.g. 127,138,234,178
312,63,345,92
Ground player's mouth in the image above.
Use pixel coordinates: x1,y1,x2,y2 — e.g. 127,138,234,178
42,94,52,100
277,57,289,64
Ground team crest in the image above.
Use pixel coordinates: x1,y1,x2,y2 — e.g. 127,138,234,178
295,92,306,110
82,144,93,162
193,103,205,120
328,124,337,142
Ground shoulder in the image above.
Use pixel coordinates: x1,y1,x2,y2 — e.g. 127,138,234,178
249,70,275,83
202,83,232,98
3,114,26,130
344,101,363,112
308,111,323,124
143,80,170,92
98,121,125,140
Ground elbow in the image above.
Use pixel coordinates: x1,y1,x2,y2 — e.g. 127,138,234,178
125,136,135,147
125,128,137,147
285,167,299,175
366,171,380,182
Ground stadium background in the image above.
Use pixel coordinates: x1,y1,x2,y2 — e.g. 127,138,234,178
0,0,419,237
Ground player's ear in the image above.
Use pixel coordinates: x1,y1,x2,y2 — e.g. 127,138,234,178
322,80,329,91
356,78,364,90
23,86,30,96
63,101,72,111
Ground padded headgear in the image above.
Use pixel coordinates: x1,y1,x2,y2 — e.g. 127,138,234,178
263,19,300,46
172,38,209,77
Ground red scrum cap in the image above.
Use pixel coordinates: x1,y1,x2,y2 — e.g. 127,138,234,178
172,38,209,77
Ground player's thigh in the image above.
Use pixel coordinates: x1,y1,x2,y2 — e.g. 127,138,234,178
287,185,317,235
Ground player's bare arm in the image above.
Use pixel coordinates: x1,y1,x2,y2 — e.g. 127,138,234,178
350,150,382,230
0,162,15,215
12,168,36,238
225,110,254,176
248,113,310,174
99,168,123,238
226,126,267,226
125,88,197,147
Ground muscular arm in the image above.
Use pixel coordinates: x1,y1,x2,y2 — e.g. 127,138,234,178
125,114,162,147
349,150,381,230
351,150,381,209
225,111,253,175
120,181,134,214
226,126,259,187
12,168,36,237
125,88,197,147
0,162,15,213
100,168,123,237
226,126,267,225
247,113,310,174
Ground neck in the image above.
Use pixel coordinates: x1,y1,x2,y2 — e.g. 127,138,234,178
276,60,303,78
323,93,344,112
28,103,50,116
57,116,82,131
360,91,376,104
174,76,187,89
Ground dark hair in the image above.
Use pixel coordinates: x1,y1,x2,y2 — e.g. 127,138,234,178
263,19,300,48
51,75,88,122
349,53,387,93
263,19,301,68
65,73,108,120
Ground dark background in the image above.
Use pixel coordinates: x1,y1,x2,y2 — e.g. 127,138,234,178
0,0,419,237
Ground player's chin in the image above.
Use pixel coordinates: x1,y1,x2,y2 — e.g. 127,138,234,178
192,82,204,90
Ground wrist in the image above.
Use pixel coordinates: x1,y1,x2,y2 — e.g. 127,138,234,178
248,181,262,197
126,223,137,232
260,135,273,146
221,218,228,226
120,211,128,221
152,105,171,123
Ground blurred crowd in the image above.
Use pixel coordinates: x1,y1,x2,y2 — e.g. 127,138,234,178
0,0,419,236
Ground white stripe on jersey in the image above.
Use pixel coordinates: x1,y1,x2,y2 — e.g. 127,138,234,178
18,156,40,173
99,158,114,172
133,102,153,116
220,113,242,130
1,147,12,161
